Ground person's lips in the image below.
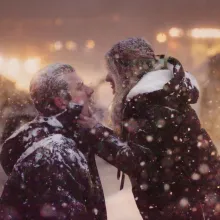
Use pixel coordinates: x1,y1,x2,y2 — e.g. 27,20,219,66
110,81,115,94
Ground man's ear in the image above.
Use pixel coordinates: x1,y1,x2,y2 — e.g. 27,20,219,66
54,97,67,110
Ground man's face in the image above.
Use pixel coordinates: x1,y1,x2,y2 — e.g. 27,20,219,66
58,71,94,117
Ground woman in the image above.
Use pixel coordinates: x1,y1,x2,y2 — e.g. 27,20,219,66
80,38,220,220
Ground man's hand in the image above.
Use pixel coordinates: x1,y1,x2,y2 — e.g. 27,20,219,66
78,114,98,129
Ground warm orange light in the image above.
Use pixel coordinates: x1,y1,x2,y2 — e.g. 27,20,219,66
54,41,63,51
168,41,178,50
24,58,41,74
66,41,77,51
7,58,20,77
55,18,63,26
190,28,220,39
0,56,4,70
156,33,167,43
169,28,183,37
86,40,95,49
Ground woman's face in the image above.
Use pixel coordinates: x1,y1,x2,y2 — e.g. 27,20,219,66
105,59,123,95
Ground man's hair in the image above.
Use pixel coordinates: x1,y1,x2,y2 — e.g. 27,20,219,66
30,63,74,116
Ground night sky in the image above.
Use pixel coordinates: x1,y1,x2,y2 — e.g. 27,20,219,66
0,0,219,26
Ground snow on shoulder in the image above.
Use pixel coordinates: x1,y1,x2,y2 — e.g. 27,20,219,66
15,133,89,172
16,134,73,163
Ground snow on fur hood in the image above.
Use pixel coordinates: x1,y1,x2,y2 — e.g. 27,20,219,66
126,55,200,106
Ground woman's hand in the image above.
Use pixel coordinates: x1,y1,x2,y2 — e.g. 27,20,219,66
78,114,98,129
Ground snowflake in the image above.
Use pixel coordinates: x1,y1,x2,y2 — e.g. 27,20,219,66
156,119,166,128
140,161,146,167
140,183,148,191
114,54,120,59
90,128,96,134
179,198,189,208
164,184,170,191
175,85,180,90
124,123,128,127
93,208,99,215
62,203,68,208
20,184,26,189
104,131,109,137
205,193,218,206
191,207,197,212
146,135,153,142
211,151,216,156
35,152,43,161
40,204,56,217
173,136,178,141
198,164,210,175
197,142,202,148
166,149,172,155
191,173,200,180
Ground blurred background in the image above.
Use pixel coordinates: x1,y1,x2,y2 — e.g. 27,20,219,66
1,0,220,219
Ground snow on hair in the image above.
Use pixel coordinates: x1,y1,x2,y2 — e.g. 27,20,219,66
30,63,74,115
105,38,155,132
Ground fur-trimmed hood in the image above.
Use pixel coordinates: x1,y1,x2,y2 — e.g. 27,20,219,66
126,67,199,107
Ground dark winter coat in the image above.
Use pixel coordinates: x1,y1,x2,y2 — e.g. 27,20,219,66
121,57,220,219
0,105,107,220
91,57,220,220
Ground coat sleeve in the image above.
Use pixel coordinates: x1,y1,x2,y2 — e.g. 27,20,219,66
88,124,154,176
127,104,220,191
0,136,24,176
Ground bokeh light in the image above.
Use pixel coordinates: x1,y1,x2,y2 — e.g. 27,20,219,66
168,41,179,50
156,33,167,43
169,28,183,37
86,40,95,49
54,18,63,26
0,56,4,71
65,41,77,51
6,58,20,78
190,28,220,39
24,58,41,74
54,41,63,51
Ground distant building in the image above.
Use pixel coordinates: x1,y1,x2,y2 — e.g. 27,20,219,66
200,54,220,144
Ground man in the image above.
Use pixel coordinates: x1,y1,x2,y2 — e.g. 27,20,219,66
0,64,106,219
0,62,151,220
80,38,220,219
